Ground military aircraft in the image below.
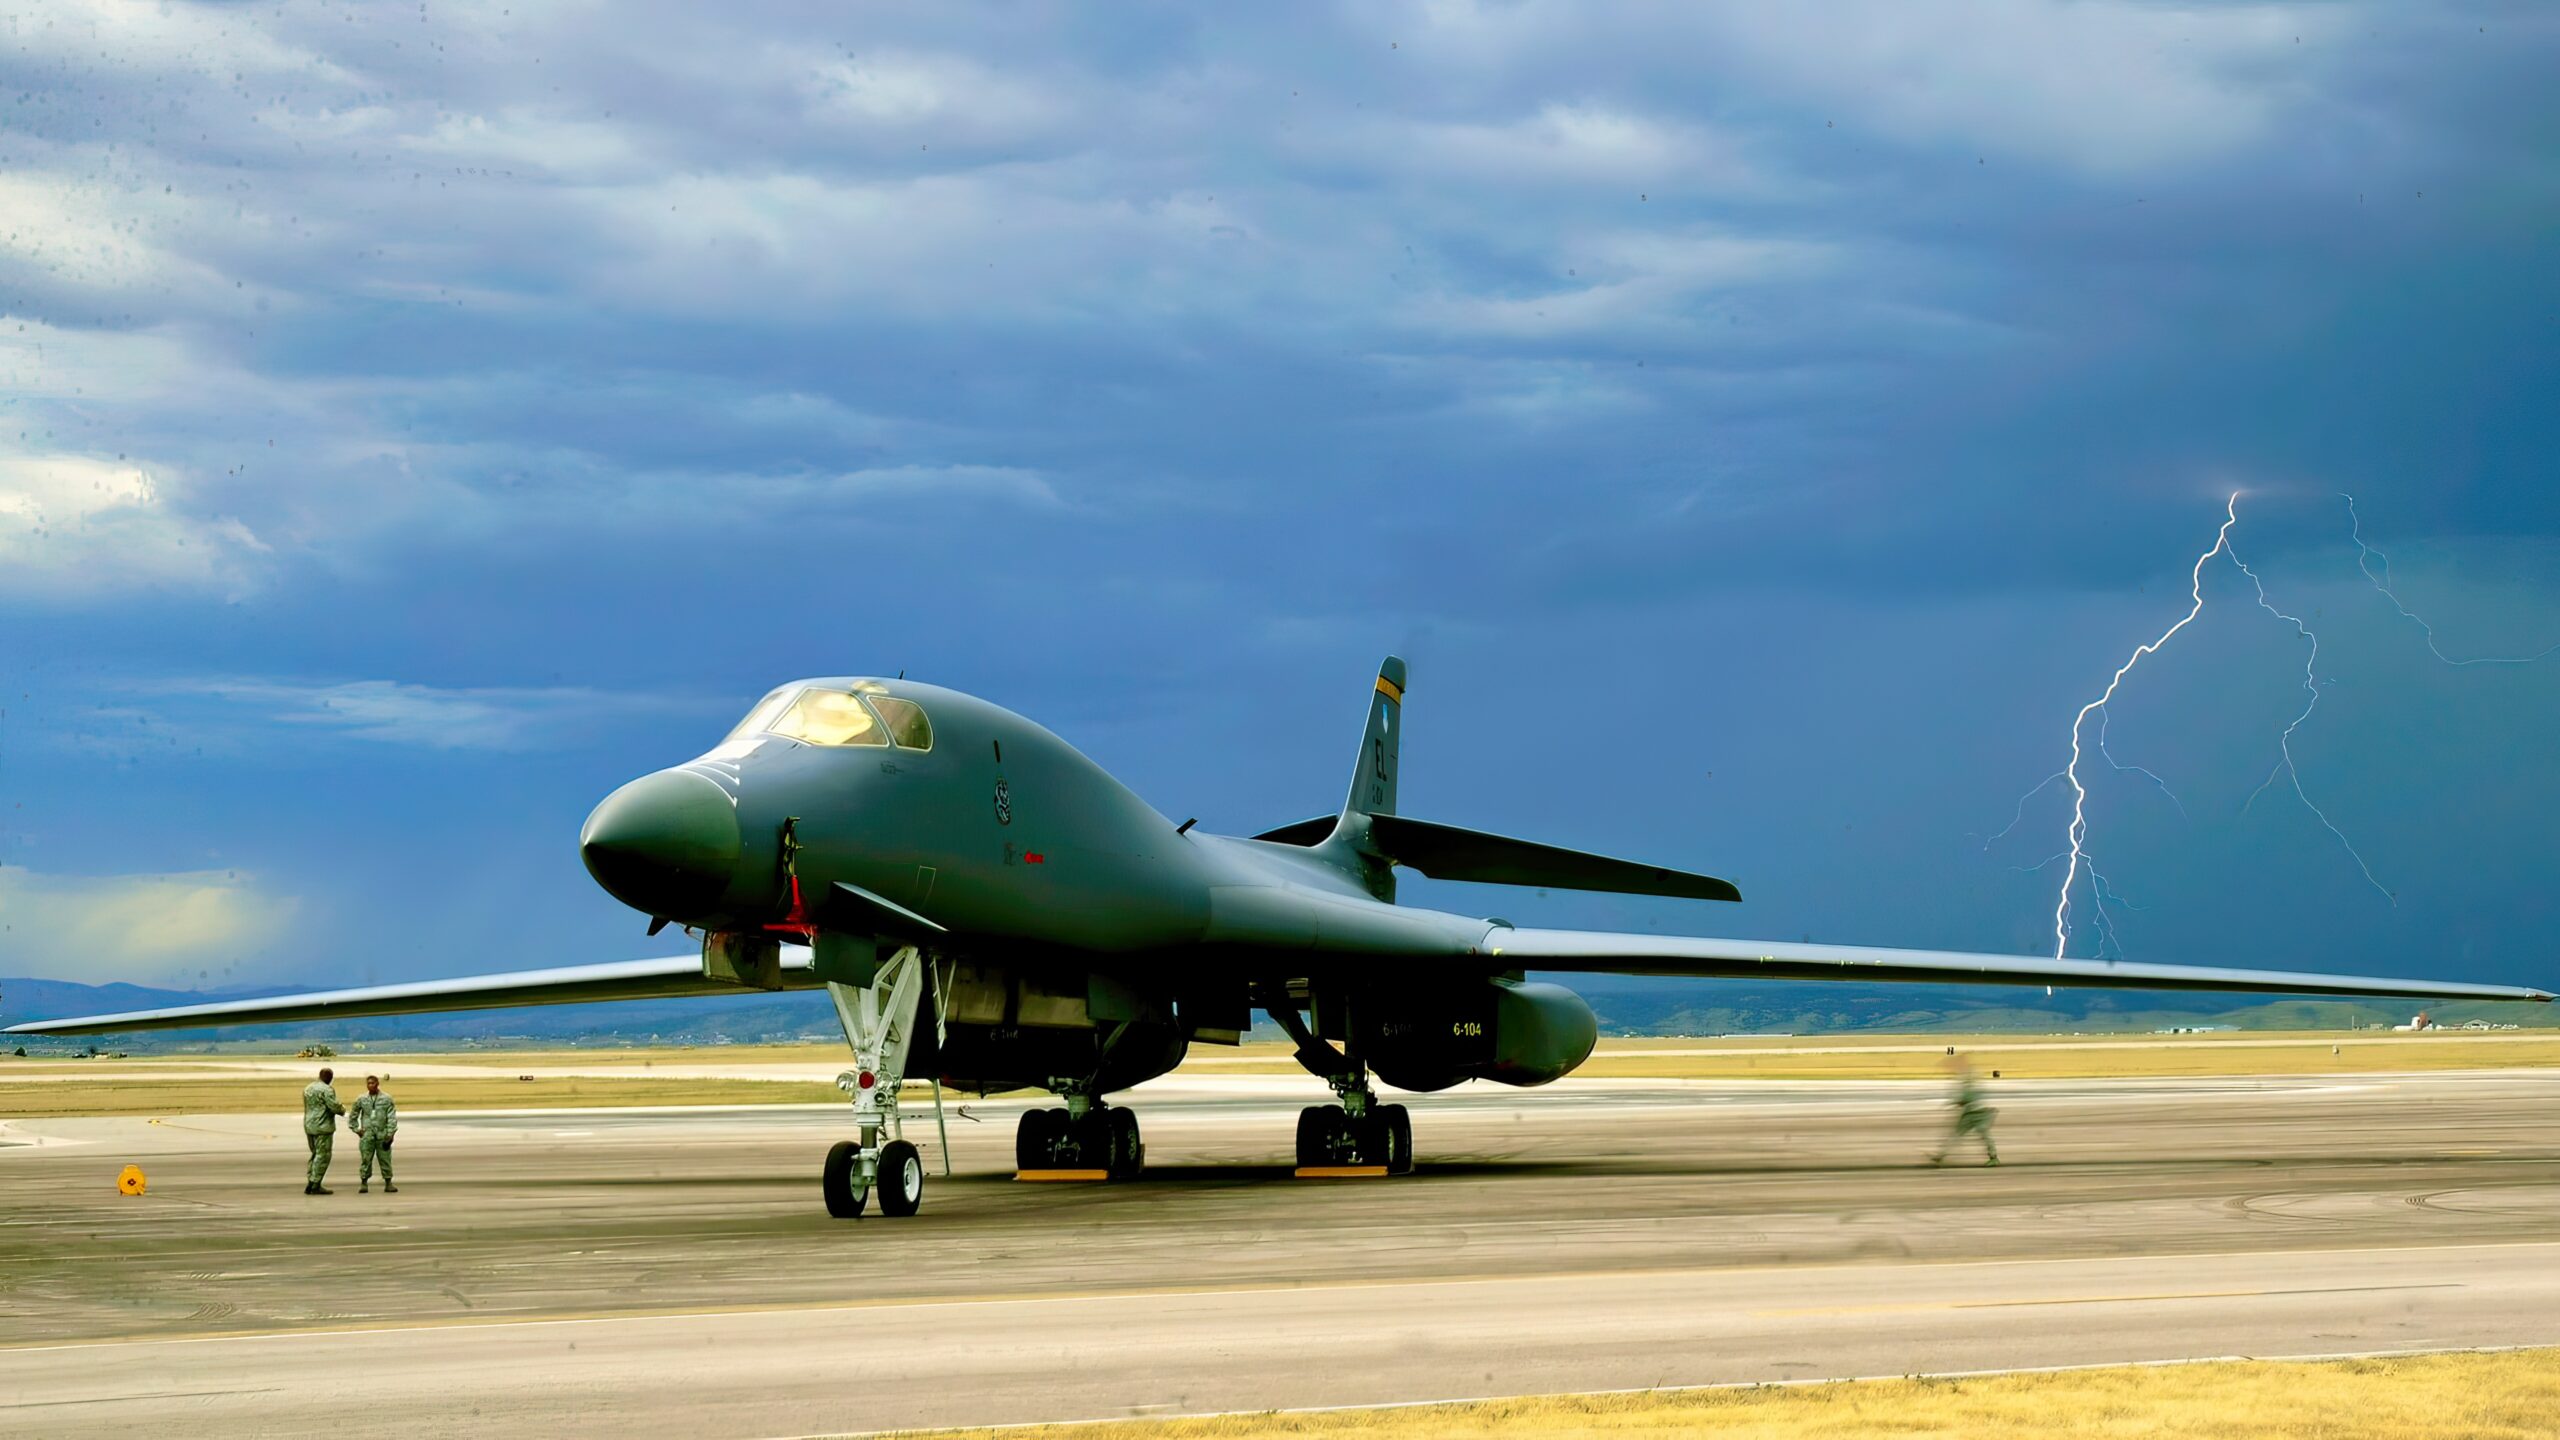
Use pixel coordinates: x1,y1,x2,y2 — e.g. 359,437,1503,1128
12,658,2548,1216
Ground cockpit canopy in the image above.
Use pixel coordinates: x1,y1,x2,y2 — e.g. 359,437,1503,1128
724,682,934,751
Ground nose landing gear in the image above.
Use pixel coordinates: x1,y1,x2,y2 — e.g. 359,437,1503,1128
820,944,941,1218
822,1136,925,1218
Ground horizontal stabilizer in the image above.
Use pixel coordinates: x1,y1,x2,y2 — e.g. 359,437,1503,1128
1369,814,1741,903
4,950,822,1036
1483,929,2554,1003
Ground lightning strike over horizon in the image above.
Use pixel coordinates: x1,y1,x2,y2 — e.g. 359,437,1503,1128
2009,491,2558,962
2040,493,2240,960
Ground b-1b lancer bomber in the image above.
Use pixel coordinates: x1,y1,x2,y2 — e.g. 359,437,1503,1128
15,658,2548,1216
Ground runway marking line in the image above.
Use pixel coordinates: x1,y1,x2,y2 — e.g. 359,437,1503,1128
1753,1281,2464,1319
0,1240,2550,1358
1295,1166,1390,1178
1014,1170,1111,1182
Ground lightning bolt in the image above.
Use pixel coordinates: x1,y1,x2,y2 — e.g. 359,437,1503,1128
2228,536,2393,902
2042,494,2240,959
2007,491,2555,960
2346,494,2560,666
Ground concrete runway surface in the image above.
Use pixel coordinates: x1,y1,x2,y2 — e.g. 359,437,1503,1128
4,1069,2558,1437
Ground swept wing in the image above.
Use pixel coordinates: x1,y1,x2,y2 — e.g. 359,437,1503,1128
5,951,821,1036
11,929,2546,1037
1487,928,2553,1003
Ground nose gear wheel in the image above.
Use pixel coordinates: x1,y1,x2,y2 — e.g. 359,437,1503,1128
876,1139,925,1217
821,1139,865,1218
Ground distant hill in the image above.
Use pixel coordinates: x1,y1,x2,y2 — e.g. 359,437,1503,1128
2,977,287,1027
6,972,2542,1053
0,975,842,1050
1561,978,2544,1036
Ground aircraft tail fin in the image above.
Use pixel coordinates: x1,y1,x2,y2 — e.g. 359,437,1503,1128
1344,655,1404,819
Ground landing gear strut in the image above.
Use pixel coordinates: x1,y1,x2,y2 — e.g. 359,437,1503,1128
1267,998,1414,1174
820,945,938,1218
1014,1094,1143,1179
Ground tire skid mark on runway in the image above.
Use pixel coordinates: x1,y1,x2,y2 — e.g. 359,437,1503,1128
5,1240,2554,1356
11,1159,2554,1264
1,1388,283,1412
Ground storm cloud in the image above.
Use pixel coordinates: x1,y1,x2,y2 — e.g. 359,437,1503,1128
4,1,2555,991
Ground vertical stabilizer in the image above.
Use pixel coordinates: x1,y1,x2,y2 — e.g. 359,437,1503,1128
1345,656,1404,819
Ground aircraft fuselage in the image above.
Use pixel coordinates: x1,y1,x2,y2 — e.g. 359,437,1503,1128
578,677,1520,1096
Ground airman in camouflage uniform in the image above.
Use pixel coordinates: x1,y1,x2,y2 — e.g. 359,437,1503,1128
1928,1054,1999,1166
302,1067,345,1194
350,1075,398,1193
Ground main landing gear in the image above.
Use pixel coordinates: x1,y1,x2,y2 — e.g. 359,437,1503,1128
1014,1097,1144,1179
1296,1083,1413,1173
1265,998,1413,1174
819,945,942,1218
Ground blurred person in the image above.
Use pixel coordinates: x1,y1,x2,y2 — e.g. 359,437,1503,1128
1927,1054,1998,1166
303,1066,346,1194
350,1074,399,1193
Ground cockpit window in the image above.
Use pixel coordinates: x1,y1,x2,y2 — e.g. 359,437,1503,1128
869,696,933,750
723,686,799,744
768,688,888,747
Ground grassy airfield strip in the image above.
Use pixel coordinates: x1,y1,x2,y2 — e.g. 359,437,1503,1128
4,1031,2558,1117
883,1347,2560,1440
1189,1031,2560,1080
0,1068,842,1117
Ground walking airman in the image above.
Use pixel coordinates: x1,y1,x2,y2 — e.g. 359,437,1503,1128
1928,1054,1999,1166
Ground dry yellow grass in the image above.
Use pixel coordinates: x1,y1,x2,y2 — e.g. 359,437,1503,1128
328,1043,856,1068
1185,1032,2560,1081
881,1347,2560,1439
1562,1036,2560,1080
0,1074,842,1118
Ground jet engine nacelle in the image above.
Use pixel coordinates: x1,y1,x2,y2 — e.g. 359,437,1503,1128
1360,979,1599,1092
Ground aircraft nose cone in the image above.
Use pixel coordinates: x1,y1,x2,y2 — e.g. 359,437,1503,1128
579,769,741,920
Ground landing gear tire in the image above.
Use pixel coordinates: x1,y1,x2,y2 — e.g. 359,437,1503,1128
1380,1103,1413,1175
821,1139,866,1219
1296,1104,1354,1168
877,1139,925,1218
1107,1107,1144,1180
1016,1108,1062,1171
1295,1102,1409,1171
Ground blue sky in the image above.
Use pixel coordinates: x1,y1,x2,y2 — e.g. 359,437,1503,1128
2,1,2555,995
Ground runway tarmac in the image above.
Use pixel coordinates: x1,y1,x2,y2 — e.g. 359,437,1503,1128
5,1069,2558,1437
